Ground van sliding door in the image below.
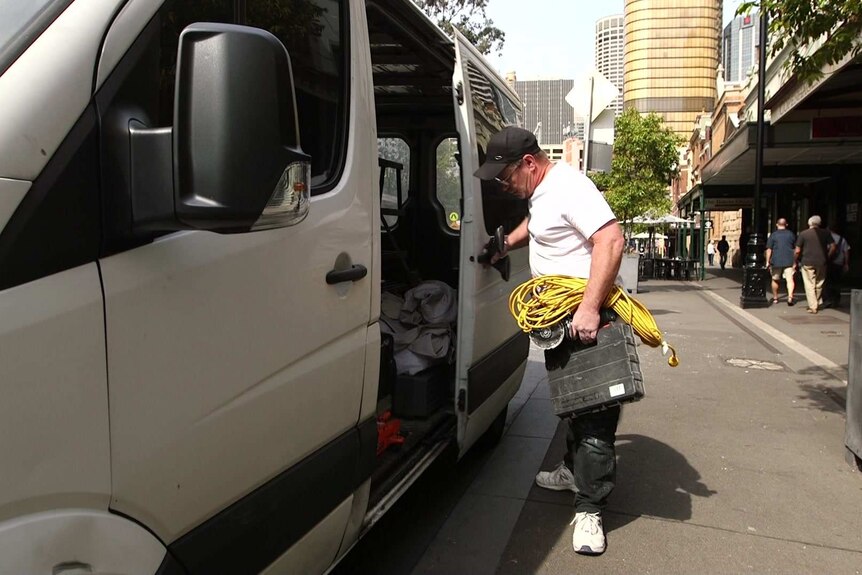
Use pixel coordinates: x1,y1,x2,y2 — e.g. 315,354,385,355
451,30,531,456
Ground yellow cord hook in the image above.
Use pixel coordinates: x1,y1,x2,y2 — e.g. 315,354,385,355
508,276,679,367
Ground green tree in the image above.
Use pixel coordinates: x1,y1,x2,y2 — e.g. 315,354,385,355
738,0,862,84
412,0,505,55
591,109,682,226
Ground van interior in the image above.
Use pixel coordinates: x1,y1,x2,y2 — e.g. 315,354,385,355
365,0,529,511
366,0,464,507
366,0,527,507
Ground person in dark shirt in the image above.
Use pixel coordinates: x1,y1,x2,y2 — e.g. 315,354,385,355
716,235,730,269
794,215,835,314
765,218,797,305
824,226,851,308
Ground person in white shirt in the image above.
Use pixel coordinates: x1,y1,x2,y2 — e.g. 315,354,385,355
474,126,624,556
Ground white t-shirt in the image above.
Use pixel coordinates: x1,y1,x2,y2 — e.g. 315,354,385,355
527,162,617,278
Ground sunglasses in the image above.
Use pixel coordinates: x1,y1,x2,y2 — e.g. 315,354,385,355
494,159,522,189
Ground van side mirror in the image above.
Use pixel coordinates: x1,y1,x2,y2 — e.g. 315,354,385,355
127,23,310,233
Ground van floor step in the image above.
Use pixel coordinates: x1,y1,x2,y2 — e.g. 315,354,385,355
369,410,455,508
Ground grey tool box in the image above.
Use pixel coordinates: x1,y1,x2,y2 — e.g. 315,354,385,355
546,320,644,417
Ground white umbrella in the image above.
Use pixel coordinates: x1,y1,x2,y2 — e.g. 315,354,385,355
631,214,694,225
631,232,667,239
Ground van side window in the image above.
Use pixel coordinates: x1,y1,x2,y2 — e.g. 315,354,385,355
435,138,461,231
158,0,348,194
377,137,410,228
465,60,528,235
246,0,348,193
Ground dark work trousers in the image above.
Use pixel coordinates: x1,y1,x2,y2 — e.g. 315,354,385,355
545,342,622,514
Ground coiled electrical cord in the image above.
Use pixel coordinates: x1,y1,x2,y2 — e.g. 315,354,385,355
508,275,679,367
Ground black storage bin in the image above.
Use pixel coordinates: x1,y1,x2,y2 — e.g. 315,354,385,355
392,364,449,418
546,321,644,418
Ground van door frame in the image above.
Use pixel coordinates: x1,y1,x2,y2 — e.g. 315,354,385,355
451,30,531,456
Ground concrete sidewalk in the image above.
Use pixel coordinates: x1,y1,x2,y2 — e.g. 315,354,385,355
412,270,862,575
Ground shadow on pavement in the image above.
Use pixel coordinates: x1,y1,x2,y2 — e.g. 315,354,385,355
646,308,680,316
606,434,716,533
497,431,714,575
794,380,846,415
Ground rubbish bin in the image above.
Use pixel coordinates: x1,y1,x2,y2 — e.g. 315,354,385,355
846,290,862,470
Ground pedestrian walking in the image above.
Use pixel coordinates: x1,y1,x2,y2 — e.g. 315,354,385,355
717,235,730,269
707,240,715,266
794,215,835,314
475,126,624,556
824,226,850,308
765,218,797,305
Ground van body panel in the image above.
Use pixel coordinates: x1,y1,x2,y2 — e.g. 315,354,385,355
359,323,382,422
103,231,371,539
101,0,376,542
0,509,166,574
465,359,527,444
452,30,530,455
260,497,353,575
0,178,30,232
165,419,373,572
350,0,383,327
95,0,161,92
0,265,110,522
0,0,528,568
0,0,118,180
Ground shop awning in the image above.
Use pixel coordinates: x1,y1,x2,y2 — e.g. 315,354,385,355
700,120,862,188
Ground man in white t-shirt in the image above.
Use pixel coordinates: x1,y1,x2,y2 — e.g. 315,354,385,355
475,126,624,555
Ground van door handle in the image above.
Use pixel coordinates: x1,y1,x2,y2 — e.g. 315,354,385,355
326,264,368,284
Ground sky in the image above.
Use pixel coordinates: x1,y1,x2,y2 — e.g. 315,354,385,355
486,0,745,80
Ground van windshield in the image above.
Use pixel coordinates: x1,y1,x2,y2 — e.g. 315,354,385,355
0,0,67,73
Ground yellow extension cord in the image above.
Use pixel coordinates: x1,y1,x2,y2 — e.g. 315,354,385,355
508,275,679,367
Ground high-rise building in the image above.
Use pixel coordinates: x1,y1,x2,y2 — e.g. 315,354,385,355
623,0,722,137
512,78,584,145
595,14,625,116
722,11,759,83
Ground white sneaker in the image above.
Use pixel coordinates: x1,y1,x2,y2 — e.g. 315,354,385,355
571,511,605,555
535,461,578,492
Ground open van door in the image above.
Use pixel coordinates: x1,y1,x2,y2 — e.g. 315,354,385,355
452,30,531,456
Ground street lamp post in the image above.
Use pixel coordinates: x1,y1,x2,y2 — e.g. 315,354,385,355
740,9,771,308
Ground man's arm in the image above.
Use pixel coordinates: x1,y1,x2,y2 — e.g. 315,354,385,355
505,216,529,250
570,220,624,343
765,247,773,267
490,216,529,264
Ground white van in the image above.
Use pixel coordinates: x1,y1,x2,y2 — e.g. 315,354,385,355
0,0,531,572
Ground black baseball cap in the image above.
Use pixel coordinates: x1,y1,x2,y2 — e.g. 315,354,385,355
473,126,541,180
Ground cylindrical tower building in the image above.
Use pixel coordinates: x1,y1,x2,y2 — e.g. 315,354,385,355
623,0,721,137
596,14,625,116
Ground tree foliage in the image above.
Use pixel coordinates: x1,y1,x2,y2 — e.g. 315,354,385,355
412,0,505,55
738,0,862,84
590,109,682,226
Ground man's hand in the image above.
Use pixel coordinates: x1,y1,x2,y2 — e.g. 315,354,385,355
477,234,507,265
491,237,509,264
569,306,600,344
